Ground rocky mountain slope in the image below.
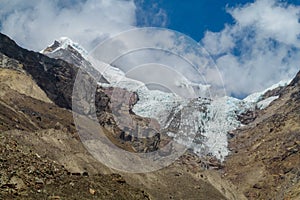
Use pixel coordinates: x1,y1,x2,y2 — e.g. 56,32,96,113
0,50,149,199
0,33,247,199
224,71,300,199
0,32,299,199
0,33,162,154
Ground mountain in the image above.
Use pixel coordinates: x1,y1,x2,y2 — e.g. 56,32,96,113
41,37,291,161
0,33,247,200
45,37,300,199
0,33,163,153
1,32,299,199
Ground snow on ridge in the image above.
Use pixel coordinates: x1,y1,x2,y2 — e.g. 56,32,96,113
256,96,279,110
174,77,211,97
242,79,292,110
42,37,88,58
244,79,292,103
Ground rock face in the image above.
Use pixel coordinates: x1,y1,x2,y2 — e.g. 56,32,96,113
0,33,160,154
0,34,106,114
236,109,258,125
224,70,300,199
290,70,300,87
0,33,87,110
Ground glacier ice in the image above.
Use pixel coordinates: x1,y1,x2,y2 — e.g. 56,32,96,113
42,40,288,162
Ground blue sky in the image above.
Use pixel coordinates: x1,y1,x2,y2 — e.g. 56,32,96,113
135,0,253,41
134,0,300,97
135,0,300,40
1,0,300,97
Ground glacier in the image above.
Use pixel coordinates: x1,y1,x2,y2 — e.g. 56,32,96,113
96,63,245,160
97,63,289,160
42,39,289,161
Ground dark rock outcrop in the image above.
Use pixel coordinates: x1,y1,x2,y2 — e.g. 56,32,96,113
0,33,81,109
289,70,300,87
236,109,257,125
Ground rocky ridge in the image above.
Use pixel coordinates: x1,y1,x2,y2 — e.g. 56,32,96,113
224,71,300,199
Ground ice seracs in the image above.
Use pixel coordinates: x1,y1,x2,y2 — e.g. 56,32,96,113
96,64,183,126
100,66,291,160
97,62,241,160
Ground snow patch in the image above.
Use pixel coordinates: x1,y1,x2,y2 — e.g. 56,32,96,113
257,96,279,110
244,79,291,103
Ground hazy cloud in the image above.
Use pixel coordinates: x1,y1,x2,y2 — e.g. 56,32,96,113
0,0,136,51
202,0,300,97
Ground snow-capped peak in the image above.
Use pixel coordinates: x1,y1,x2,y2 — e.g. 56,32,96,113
41,37,88,58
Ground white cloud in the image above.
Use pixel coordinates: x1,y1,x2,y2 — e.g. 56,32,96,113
202,0,300,97
1,0,299,98
0,0,137,51
230,0,300,46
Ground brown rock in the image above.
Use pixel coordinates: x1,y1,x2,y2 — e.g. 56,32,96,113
89,188,96,195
